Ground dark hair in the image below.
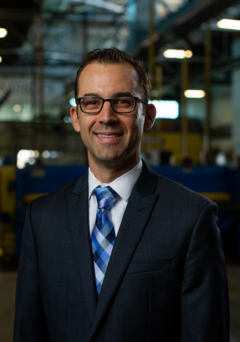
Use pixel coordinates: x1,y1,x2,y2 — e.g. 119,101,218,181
74,48,150,103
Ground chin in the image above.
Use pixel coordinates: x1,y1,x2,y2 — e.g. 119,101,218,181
94,148,124,161
97,155,122,164
93,151,126,165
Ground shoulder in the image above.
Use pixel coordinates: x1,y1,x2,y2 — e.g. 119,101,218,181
154,172,215,216
151,172,218,247
29,175,87,216
139,161,213,215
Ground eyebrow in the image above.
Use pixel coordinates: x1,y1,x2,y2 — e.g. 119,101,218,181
112,92,134,97
82,92,134,98
82,93,100,97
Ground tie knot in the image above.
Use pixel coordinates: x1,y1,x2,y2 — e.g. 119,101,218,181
94,186,118,211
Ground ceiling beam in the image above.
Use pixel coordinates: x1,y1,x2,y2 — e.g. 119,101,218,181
126,0,240,57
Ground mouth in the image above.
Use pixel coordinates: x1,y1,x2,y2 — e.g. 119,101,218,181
95,134,122,138
94,132,123,142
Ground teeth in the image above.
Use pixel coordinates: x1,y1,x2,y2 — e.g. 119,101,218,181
97,134,120,137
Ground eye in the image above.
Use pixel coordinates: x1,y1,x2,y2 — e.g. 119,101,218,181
114,98,132,105
86,100,99,105
82,98,102,107
116,99,127,104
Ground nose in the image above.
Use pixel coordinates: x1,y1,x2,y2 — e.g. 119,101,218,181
98,100,118,125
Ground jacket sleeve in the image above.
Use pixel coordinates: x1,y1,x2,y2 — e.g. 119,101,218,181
14,201,49,342
181,202,229,342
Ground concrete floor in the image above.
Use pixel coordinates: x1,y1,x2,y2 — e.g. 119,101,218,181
228,265,240,341
0,266,239,342
0,271,17,342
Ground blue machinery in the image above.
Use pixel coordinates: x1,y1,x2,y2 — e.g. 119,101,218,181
16,165,240,261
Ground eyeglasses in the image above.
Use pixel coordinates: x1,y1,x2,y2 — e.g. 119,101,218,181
76,96,148,114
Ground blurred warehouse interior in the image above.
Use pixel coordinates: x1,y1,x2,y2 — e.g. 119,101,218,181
1,0,240,263
1,0,240,255
1,0,240,166
1,0,240,340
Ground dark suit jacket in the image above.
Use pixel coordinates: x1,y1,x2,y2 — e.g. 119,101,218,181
14,161,229,342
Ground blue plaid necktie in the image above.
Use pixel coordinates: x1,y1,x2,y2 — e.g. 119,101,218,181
91,186,119,296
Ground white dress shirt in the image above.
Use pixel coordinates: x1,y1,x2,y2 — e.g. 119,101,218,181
88,159,143,237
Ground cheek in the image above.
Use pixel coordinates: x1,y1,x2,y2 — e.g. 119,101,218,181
79,117,95,135
123,115,144,145
134,113,145,133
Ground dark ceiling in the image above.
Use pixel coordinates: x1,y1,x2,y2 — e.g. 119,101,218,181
0,0,40,64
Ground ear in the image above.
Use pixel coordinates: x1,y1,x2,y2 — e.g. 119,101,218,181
144,104,156,130
70,106,80,132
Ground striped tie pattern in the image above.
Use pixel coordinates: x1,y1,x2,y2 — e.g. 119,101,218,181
91,186,119,296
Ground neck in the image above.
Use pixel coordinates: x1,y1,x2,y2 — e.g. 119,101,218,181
89,157,140,184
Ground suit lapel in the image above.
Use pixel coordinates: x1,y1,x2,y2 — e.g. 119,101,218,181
67,172,97,324
88,162,159,341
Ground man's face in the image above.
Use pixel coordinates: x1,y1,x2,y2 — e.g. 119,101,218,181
71,61,155,169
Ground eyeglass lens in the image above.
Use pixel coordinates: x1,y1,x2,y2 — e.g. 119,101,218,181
80,97,135,113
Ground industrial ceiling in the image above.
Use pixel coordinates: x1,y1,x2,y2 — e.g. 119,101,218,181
0,0,240,121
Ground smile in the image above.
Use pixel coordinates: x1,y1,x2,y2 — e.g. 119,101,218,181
96,134,122,137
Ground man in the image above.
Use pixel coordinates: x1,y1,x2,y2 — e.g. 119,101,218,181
14,48,229,342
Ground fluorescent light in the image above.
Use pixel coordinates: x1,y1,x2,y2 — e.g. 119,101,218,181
163,49,193,59
74,0,125,13
17,150,35,169
34,150,40,158
42,150,51,159
184,90,205,98
217,19,240,30
215,152,227,166
69,98,76,106
86,0,125,13
50,151,59,159
185,50,193,58
13,104,22,112
0,28,7,38
149,100,179,119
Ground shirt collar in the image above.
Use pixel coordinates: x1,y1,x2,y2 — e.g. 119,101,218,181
88,159,143,201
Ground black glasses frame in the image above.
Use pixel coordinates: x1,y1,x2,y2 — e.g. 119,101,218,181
76,96,148,114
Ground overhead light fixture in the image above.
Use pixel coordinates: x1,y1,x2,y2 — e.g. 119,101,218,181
0,28,7,38
74,0,125,13
13,104,22,112
17,150,35,169
163,49,193,59
185,50,193,58
42,150,51,159
184,90,205,98
215,152,227,166
34,150,40,158
50,151,59,159
217,19,240,30
0,56,2,63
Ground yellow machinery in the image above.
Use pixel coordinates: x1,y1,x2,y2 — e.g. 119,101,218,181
142,132,203,165
0,166,16,259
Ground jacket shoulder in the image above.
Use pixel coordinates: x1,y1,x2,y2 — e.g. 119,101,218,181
155,173,214,212
29,177,84,214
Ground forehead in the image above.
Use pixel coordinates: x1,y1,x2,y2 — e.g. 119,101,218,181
78,61,140,96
